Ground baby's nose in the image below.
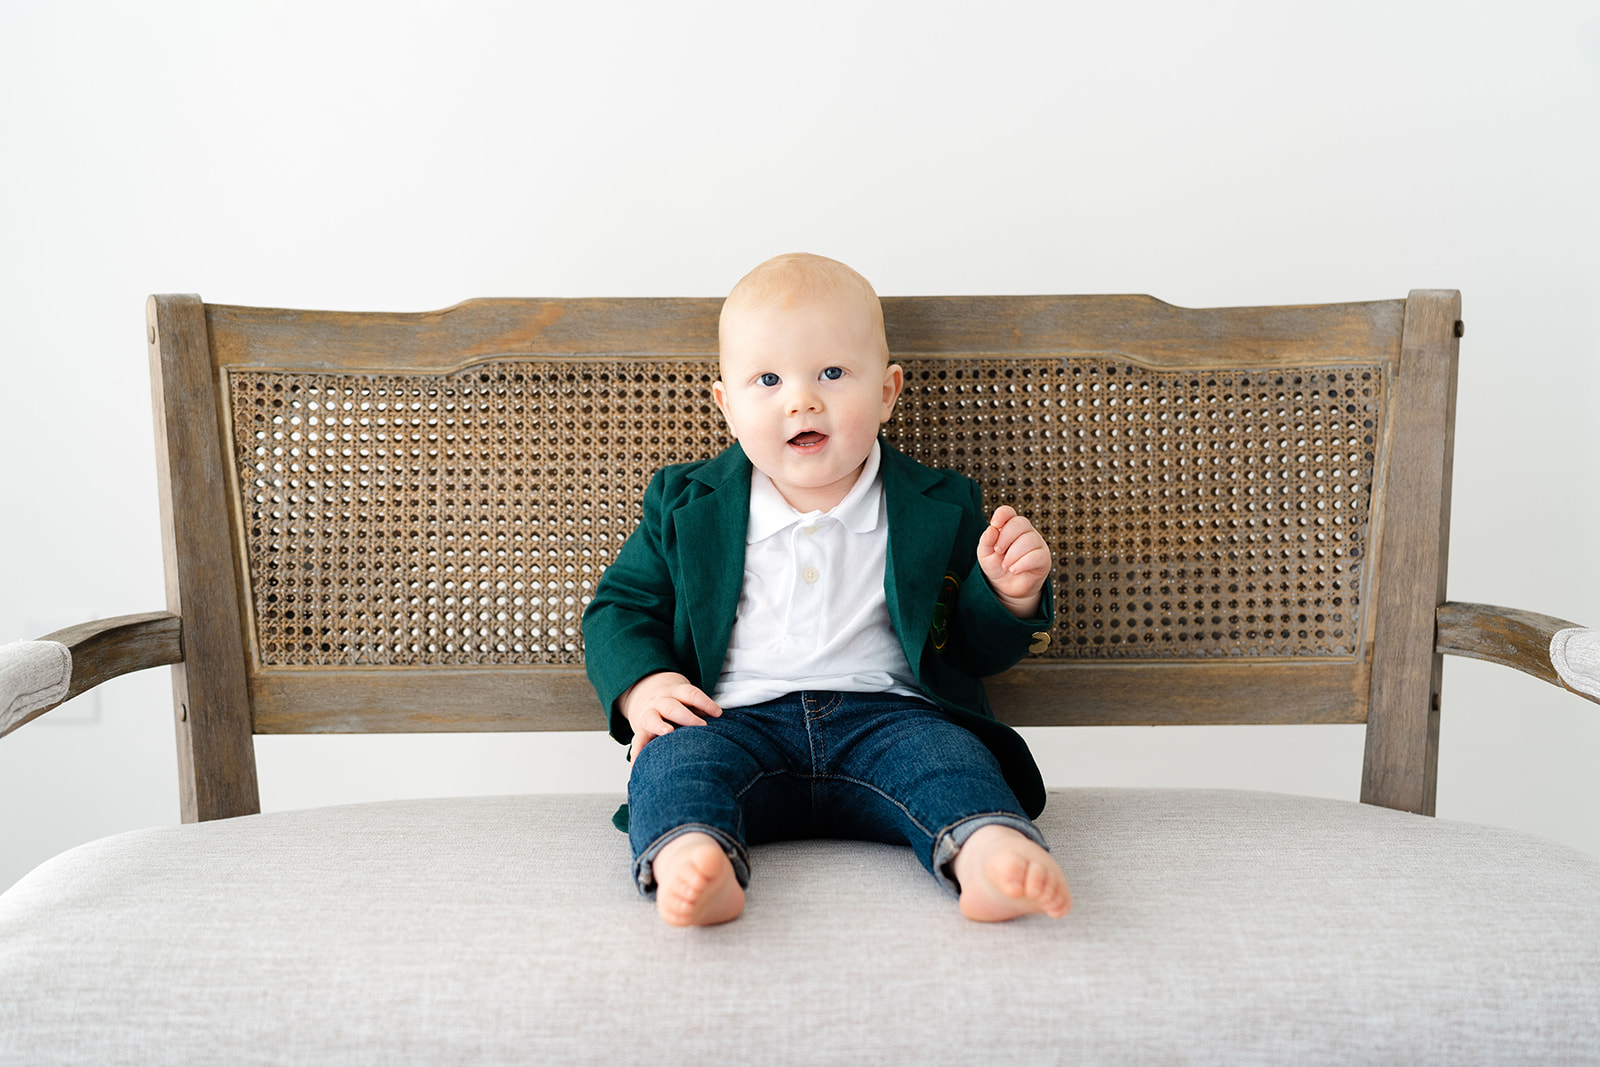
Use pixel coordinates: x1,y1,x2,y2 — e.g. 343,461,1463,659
786,384,822,413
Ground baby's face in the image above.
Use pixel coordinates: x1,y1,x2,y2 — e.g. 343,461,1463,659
714,290,902,513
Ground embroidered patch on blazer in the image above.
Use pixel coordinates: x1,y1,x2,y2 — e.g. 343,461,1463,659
930,572,961,651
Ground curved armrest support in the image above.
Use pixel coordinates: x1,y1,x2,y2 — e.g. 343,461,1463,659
1436,601,1600,705
0,612,183,739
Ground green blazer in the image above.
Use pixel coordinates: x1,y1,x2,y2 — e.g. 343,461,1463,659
582,439,1051,818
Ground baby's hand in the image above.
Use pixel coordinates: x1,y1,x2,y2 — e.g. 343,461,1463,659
619,671,722,761
976,505,1052,618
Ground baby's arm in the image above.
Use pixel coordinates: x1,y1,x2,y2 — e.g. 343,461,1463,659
618,671,722,761
975,504,1052,619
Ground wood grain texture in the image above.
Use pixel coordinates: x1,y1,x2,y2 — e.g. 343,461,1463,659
882,295,1406,364
202,295,1406,372
249,669,598,733
987,661,1370,727
47,612,183,701
0,613,182,738
149,295,261,822
1361,290,1461,815
1436,601,1599,704
247,660,1370,734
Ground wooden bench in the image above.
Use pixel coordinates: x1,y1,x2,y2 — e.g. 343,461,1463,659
2,291,1596,1063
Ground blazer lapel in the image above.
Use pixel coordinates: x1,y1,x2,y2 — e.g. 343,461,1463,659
880,443,964,669
674,444,752,689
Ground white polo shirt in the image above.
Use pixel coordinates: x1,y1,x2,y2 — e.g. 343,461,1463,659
712,441,924,709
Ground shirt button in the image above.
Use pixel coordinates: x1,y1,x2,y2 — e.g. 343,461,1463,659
803,525,819,535
802,567,820,584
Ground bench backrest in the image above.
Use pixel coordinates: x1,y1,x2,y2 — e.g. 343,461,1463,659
147,291,1461,823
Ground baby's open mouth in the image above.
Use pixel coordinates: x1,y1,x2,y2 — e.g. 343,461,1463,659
789,431,828,448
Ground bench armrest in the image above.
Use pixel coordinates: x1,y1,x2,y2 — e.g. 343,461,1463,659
1436,601,1600,704
10,603,1590,739
0,612,183,739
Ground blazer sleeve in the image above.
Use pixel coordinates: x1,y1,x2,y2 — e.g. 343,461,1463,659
949,478,1054,678
581,470,685,744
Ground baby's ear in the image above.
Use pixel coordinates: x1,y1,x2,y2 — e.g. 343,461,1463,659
712,380,738,438
880,363,905,420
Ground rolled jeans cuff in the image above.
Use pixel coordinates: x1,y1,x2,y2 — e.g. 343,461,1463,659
632,823,752,897
930,813,1050,899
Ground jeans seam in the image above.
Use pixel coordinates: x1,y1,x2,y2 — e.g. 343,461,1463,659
936,811,1043,841
803,694,827,818
803,690,843,722
731,768,793,803
820,772,937,840
806,706,827,767
935,811,1048,860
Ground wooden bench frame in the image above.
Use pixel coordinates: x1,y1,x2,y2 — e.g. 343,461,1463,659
10,290,1594,826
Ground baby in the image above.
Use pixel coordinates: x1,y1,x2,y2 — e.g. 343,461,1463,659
582,253,1070,926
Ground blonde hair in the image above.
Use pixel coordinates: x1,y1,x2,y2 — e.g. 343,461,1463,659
719,252,889,360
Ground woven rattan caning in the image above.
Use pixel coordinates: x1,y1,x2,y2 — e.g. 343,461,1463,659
227,356,1384,669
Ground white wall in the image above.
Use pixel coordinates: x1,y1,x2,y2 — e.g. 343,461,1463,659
3,0,1596,891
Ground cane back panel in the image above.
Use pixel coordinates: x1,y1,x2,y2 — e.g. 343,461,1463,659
199,295,1413,732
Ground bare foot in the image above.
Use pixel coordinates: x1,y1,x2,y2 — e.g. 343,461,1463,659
950,824,1072,922
650,832,745,927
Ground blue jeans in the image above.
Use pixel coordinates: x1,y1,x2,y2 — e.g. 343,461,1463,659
627,691,1047,898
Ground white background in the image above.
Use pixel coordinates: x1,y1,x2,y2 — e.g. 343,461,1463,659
2,0,1597,891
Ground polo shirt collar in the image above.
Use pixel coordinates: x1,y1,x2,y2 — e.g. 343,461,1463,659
746,439,884,543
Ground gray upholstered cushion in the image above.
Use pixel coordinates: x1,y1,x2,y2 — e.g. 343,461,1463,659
2,788,1597,1064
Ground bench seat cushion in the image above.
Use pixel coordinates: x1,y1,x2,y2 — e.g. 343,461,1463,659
3,788,1597,1064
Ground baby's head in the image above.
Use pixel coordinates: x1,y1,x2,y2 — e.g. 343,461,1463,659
714,253,904,513
718,253,889,363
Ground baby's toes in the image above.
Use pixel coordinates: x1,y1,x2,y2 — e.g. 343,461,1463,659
994,852,1032,899
1025,861,1050,898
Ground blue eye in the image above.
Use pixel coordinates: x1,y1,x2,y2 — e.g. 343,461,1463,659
821,366,844,380
757,372,781,387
